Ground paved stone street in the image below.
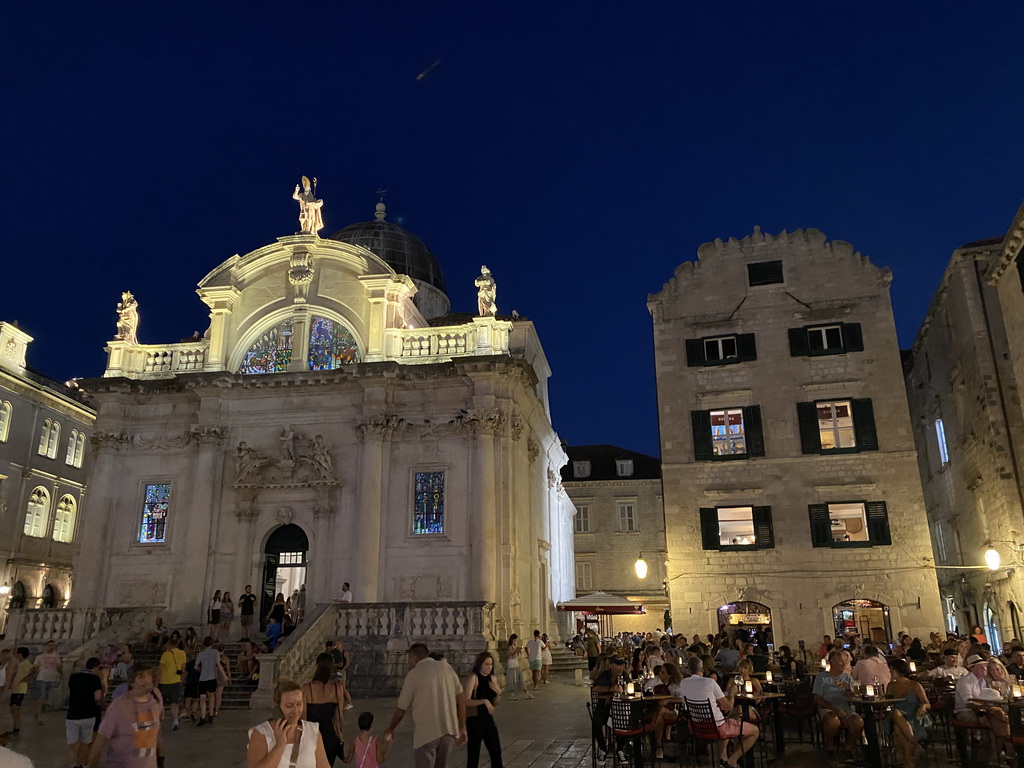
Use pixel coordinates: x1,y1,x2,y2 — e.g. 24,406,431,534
4,677,963,768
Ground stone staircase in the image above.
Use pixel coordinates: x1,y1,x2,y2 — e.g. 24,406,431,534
107,636,258,710
547,645,588,675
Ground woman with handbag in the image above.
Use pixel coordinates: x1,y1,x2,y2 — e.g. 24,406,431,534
464,651,504,768
248,678,330,768
885,659,930,768
301,654,344,765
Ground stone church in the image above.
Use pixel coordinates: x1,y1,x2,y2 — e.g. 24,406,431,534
71,188,576,644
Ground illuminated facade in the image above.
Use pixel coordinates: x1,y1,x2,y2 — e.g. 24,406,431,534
649,227,943,647
72,201,575,641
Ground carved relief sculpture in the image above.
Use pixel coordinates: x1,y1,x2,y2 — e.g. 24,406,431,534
311,434,332,474
114,291,139,344
292,176,324,235
475,266,497,317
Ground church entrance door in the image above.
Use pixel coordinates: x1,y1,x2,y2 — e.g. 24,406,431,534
261,524,309,631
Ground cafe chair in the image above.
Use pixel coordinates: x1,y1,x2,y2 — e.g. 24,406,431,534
586,702,602,768
778,683,821,747
684,697,734,767
611,697,653,767
949,700,990,767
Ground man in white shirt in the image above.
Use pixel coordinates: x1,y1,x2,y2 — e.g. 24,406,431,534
930,648,968,681
526,630,544,692
679,657,758,768
340,582,353,603
851,645,891,687
384,643,467,768
954,654,1009,738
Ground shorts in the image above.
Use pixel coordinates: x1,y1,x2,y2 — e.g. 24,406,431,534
716,718,745,739
66,717,95,744
160,682,182,704
10,693,25,707
198,679,217,695
209,610,221,624
530,659,543,671
34,679,57,700
184,681,199,699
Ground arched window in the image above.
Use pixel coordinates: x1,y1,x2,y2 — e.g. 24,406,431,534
66,430,79,464
37,418,51,455
240,320,294,374
308,316,360,370
74,432,86,468
46,421,60,459
24,487,50,537
0,401,10,443
53,495,76,543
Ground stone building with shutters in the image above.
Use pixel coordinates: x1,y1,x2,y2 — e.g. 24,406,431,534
648,226,943,648
561,444,668,633
69,194,576,646
0,323,94,627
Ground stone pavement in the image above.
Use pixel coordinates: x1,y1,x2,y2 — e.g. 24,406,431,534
3,677,961,767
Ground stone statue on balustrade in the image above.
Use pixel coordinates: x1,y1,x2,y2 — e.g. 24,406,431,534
279,425,298,462
475,265,497,317
114,291,139,344
292,175,324,235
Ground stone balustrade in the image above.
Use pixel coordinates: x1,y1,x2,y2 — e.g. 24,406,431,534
386,318,513,363
5,607,134,647
103,339,209,379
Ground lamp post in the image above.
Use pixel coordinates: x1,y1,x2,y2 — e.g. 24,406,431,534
634,553,648,580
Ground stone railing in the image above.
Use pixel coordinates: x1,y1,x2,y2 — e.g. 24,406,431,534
5,607,135,647
252,602,335,708
103,338,210,379
386,317,513,363
336,602,494,638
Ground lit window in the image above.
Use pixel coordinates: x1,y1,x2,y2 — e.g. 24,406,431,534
38,418,51,455
575,562,593,591
573,461,591,479
574,505,590,533
413,471,445,534
240,320,294,374
278,551,305,565
24,487,50,538
616,459,634,477
827,502,868,542
809,501,891,548
704,336,738,363
817,401,856,450
808,325,844,353
66,430,78,465
53,495,76,543
0,401,10,442
700,506,775,550
717,506,756,546
308,316,360,370
139,483,171,544
711,408,746,456
936,419,949,466
75,432,86,468
46,422,60,459
617,502,636,532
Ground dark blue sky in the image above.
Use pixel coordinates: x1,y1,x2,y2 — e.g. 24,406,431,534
2,2,1022,458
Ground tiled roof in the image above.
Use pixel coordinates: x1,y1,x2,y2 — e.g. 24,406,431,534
560,444,661,482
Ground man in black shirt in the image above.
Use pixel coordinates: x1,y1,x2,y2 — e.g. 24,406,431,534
66,656,102,768
592,656,627,766
1007,646,1024,679
238,584,257,641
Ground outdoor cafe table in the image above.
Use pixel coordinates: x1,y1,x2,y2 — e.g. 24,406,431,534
734,692,787,765
846,695,904,768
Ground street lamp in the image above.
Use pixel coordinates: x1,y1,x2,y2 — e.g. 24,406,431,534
0,584,11,598
985,546,1002,571
634,553,648,580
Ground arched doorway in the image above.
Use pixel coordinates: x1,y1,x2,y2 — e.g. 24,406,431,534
40,584,57,609
833,599,891,644
8,582,25,610
261,524,309,630
718,601,773,647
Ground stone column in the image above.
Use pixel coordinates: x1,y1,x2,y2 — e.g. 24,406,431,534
354,417,389,601
187,427,228,623
470,418,501,604
68,433,127,608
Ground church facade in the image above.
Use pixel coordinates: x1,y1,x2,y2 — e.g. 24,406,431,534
72,194,575,643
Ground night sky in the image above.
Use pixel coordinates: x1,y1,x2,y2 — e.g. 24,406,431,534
2,2,1022,458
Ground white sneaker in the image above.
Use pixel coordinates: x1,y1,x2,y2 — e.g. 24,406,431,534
510,694,518,701
616,750,627,764
525,691,535,699
597,751,607,766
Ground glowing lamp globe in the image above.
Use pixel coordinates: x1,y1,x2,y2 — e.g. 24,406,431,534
985,548,1001,571
634,555,648,580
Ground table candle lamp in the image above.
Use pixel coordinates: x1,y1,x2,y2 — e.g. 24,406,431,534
626,682,634,696
864,684,875,698
744,680,753,694
1013,685,1022,699
820,658,827,669
909,661,917,673
765,670,773,683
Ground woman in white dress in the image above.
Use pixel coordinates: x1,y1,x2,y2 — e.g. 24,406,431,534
540,632,553,684
247,679,330,768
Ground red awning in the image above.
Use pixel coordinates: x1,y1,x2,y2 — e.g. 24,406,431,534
557,591,646,615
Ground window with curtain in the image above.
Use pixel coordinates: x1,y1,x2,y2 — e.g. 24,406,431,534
24,487,50,537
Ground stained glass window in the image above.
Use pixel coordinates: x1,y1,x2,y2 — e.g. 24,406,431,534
308,316,360,370
240,320,294,374
139,483,171,544
413,471,445,534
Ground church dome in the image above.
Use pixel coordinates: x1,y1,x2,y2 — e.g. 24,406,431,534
329,203,447,295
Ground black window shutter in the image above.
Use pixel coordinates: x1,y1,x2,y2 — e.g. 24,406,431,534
852,398,879,451
686,338,705,367
789,327,810,356
752,506,775,549
865,501,892,545
700,508,721,551
736,333,757,362
692,410,714,461
743,405,765,457
843,323,864,352
796,402,822,454
808,504,832,547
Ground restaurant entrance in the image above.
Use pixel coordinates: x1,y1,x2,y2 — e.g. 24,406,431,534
718,601,772,645
832,599,891,644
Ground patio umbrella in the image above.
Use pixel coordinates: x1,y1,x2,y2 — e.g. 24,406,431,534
556,591,646,615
